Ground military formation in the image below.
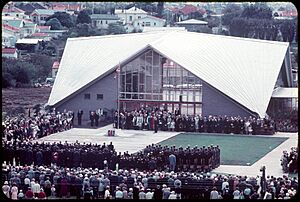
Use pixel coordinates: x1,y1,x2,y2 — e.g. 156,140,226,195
2,140,220,173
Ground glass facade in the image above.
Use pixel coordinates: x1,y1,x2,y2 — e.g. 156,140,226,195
119,49,203,115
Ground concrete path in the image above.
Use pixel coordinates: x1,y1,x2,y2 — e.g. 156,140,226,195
34,124,179,154
34,125,297,177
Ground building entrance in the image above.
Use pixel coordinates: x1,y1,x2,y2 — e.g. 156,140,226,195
120,100,202,115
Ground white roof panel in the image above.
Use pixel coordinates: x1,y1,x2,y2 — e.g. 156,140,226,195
16,38,43,44
272,87,298,98
48,31,289,117
176,19,208,25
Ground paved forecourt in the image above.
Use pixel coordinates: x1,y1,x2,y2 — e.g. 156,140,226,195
33,124,179,154
34,125,297,177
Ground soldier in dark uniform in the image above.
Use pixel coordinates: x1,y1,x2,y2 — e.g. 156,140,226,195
95,112,99,127
154,115,158,133
77,110,83,126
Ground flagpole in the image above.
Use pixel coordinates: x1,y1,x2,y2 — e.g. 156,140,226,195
117,63,120,129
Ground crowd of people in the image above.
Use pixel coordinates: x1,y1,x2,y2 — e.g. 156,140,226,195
2,163,298,200
113,108,276,135
280,147,298,174
2,110,74,142
2,140,219,174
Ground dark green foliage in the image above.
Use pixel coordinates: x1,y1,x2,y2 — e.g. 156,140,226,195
2,54,52,88
76,10,92,24
157,2,164,18
241,4,272,19
45,18,62,30
280,20,296,42
222,3,243,25
108,22,126,35
46,12,74,28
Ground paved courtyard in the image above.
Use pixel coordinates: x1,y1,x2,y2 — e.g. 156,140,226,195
34,124,298,177
34,124,180,154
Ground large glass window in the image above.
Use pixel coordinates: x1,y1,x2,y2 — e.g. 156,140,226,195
119,49,202,109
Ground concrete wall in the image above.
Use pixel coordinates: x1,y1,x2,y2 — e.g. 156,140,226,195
56,73,117,121
202,82,254,118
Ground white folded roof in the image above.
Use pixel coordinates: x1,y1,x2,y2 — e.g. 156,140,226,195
48,30,289,117
272,87,298,98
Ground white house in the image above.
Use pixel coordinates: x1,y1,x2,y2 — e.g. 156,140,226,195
115,6,148,25
30,9,56,25
90,14,120,29
2,48,18,59
131,15,166,32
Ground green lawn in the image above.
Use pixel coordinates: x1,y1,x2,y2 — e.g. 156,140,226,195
158,133,288,166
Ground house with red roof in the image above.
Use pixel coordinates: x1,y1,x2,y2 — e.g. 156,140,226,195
2,48,18,59
2,4,30,20
178,4,207,21
2,23,21,47
49,3,83,12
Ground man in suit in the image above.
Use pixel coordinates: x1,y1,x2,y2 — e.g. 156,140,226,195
77,110,83,126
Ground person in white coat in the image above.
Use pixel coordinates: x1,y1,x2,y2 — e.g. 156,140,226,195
2,181,10,198
11,183,18,200
32,181,41,198
168,191,177,199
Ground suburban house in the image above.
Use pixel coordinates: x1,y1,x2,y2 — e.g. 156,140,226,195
15,38,44,53
90,14,120,29
176,19,208,32
30,9,56,25
131,15,166,32
115,6,165,32
2,23,21,47
30,32,52,41
2,6,30,20
2,16,38,47
49,2,83,12
165,4,206,23
15,2,48,15
115,6,148,25
273,9,298,20
2,48,18,59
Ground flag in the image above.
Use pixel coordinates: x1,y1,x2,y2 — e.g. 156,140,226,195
114,62,121,79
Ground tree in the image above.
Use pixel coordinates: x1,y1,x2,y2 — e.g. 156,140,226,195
241,4,272,20
157,2,164,18
280,20,296,42
206,16,220,28
222,3,243,25
76,23,91,37
29,54,53,81
45,18,62,30
108,22,126,35
46,12,74,28
76,10,92,24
